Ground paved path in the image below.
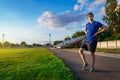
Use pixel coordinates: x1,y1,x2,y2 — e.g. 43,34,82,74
49,48,120,80
64,49,120,59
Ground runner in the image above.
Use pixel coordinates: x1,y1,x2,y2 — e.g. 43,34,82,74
79,12,108,72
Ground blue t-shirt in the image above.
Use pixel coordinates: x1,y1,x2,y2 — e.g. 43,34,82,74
85,21,103,41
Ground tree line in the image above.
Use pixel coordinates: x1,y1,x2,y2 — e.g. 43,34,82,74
0,41,42,48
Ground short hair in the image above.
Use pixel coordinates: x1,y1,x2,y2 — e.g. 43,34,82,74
87,12,94,16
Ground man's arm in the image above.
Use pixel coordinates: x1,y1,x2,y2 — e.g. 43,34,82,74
84,26,88,35
94,25,108,36
84,29,87,35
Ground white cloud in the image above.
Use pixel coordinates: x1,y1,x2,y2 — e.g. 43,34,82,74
77,0,86,4
97,7,105,16
74,0,87,11
74,4,80,11
88,0,106,11
80,20,88,30
93,0,105,5
72,22,79,28
37,11,86,30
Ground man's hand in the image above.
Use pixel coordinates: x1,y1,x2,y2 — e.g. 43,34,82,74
84,30,87,35
94,32,99,37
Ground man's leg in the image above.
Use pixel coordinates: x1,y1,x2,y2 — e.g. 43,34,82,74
79,48,88,70
79,48,87,64
90,52,95,66
90,51,95,72
89,40,97,72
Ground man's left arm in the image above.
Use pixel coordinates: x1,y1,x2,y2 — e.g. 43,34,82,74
94,25,108,36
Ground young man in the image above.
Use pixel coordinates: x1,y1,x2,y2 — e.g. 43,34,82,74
79,12,108,72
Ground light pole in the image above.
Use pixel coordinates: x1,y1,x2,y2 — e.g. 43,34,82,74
2,34,5,48
49,34,51,45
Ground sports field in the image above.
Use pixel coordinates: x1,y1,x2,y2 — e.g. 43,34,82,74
0,48,77,80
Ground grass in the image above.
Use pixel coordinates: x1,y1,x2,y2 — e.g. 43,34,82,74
96,48,120,54
0,48,77,80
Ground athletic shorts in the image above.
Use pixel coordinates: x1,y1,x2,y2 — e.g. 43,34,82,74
80,40,97,52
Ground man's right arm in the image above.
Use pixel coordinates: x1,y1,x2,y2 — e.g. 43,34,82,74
84,28,87,35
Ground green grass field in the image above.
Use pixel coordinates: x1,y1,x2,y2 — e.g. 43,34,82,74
0,48,77,80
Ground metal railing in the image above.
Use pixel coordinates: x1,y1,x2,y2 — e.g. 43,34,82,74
55,35,85,48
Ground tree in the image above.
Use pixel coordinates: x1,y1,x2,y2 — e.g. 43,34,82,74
10,43,16,47
15,43,20,47
45,43,51,47
115,5,120,34
102,0,118,34
71,31,85,38
33,43,42,47
97,30,112,41
3,41,11,47
0,42,2,48
10,43,20,48
20,41,27,47
33,43,37,47
54,40,63,45
64,36,71,41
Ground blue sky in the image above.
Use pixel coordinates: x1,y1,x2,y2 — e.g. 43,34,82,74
0,0,119,44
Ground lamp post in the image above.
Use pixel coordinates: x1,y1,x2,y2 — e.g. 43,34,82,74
49,34,51,45
2,34,5,48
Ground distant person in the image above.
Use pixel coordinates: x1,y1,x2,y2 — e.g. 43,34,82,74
79,12,108,72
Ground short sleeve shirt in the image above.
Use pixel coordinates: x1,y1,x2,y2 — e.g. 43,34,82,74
85,21,103,41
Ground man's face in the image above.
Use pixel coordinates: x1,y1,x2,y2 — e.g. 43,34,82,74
87,15,94,22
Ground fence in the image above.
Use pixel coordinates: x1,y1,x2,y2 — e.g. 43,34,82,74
97,40,120,48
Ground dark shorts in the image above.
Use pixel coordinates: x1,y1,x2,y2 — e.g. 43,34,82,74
80,40,97,52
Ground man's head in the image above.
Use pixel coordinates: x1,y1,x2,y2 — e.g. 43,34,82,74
87,12,94,22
